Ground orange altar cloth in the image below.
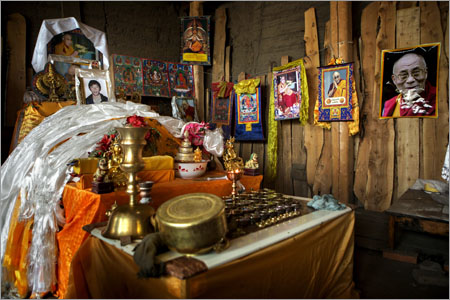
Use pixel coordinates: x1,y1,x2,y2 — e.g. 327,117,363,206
56,171,263,298
66,210,357,299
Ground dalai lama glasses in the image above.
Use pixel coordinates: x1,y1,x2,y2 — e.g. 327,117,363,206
394,68,426,82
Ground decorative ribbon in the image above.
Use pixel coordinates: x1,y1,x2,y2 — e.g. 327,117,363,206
233,78,261,95
267,58,309,181
314,58,360,136
212,81,234,99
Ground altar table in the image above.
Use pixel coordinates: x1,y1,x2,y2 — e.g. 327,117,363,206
56,171,263,298
65,201,358,299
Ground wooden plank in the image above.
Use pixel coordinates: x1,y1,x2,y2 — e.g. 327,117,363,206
353,2,379,205
312,20,332,196
190,2,205,121
366,1,396,211
212,7,226,82
303,7,323,196
225,46,230,82
6,13,26,127
396,7,421,200
330,2,340,199
252,75,266,179
352,37,362,161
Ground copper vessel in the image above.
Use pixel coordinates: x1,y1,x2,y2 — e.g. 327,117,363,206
155,193,227,254
102,125,155,239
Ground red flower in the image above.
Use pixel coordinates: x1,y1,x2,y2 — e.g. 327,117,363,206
126,115,146,127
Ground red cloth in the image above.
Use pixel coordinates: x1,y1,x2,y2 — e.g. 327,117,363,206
382,81,436,117
284,93,297,108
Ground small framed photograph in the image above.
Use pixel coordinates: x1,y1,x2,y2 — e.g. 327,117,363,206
172,97,198,122
75,69,114,105
273,66,302,120
317,63,353,121
379,43,440,118
47,28,103,65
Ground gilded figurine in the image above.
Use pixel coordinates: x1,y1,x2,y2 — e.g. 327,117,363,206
223,137,244,171
93,158,111,183
194,147,202,163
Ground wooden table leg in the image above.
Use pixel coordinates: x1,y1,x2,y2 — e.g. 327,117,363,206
388,215,395,249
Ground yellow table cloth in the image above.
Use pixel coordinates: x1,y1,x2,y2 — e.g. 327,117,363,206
65,210,358,299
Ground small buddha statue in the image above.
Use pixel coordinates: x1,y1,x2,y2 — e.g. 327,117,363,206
194,147,202,163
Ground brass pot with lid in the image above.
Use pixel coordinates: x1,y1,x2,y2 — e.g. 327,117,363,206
155,193,227,254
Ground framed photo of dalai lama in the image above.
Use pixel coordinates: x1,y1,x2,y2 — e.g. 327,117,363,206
379,43,440,119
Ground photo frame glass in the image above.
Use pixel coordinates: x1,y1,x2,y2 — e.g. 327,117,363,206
379,43,440,118
273,66,302,120
47,29,102,64
75,69,114,105
175,98,198,122
180,16,211,66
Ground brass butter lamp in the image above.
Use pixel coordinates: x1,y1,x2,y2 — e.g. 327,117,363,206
102,125,155,239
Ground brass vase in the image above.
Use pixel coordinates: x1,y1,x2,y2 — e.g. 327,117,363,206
102,125,155,240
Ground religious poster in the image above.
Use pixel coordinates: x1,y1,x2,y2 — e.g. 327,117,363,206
379,43,440,119
111,54,143,96
212,95,232,125
235,87,264,141
318,63,353,121
47,28,102,63
273,66,302,120
142,59,170,97
180,16,211,66
167,63,195,98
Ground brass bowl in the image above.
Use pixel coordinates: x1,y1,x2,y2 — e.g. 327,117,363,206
155,193,227,254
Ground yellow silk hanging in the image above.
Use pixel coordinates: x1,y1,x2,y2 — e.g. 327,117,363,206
267,58,310,181
233,78,261,95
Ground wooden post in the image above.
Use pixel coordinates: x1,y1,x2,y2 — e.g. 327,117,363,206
225,46,231,82
5,13,26,127
329,2,353,204
420,2,449,180
190,2,205,121
396,7,420,199
303,7,323,197
212,7,226,82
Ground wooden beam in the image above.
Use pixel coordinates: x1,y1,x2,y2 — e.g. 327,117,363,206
212,7,226,82
225,46,231,82
396,7,421,200
190,2,205,121
329,1,353,203
5,13,26,127
365,1,395,211
303,7,323,196
420,2,449,180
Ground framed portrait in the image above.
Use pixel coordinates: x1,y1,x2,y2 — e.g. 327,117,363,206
111,54,144,96
379,43,440,119
168,63,195,98
47,29,103,65
75,69,114,105
142,59,170,97
317,63,353,122
273,66,302,120
180,16,211,66
172,97,198,122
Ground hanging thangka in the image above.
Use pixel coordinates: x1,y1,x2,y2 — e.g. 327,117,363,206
273,65,302,120
142,59,170,97
111,54,143,95
167,63,195,98
317,62,353,121
180,16,211,66
233,78,264,141
210,81,234,139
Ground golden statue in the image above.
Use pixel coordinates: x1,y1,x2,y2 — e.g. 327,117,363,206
93,158,111,183
106,137,127,187
194,147,202,163
223,137,244,171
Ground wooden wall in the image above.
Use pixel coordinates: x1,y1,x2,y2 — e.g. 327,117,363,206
354,1,449,211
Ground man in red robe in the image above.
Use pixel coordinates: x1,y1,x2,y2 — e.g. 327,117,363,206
382,53,436,117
